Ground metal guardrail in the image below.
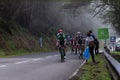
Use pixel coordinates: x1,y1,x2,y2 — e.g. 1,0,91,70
104,49,120,80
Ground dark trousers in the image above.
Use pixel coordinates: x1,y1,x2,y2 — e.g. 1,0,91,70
95,46,99,54
89,47,95,62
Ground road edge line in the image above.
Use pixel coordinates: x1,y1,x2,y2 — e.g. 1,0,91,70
68,60,86,80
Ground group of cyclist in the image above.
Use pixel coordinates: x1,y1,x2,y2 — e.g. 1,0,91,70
70,32,85,56
56,28,99,62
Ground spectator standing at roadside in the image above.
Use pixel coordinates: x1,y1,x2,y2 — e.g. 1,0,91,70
89,30,99,55
85,32,95,63
89,30,96,63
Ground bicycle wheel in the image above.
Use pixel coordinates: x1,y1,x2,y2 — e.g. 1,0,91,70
75,45,77,55
59,46,65,62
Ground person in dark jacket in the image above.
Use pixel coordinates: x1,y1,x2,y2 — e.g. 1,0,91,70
94,38,99,54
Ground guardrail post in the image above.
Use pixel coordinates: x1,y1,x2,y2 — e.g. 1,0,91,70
39,37,43,48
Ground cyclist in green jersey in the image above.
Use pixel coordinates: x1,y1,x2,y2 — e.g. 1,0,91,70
56,29,67,61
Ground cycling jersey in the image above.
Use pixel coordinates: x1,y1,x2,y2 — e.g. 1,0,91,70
76,35,83,45
57,33,66,45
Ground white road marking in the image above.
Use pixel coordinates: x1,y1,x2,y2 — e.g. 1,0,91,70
71,69,79,77
33,58,43,61
0,65,6,68
68,60,86,79
46,56,53,58
0,53,73,67
15,61,29,64
54,55,59,57
15,55,58,64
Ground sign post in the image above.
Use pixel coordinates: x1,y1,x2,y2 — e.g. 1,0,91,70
39,37,43,48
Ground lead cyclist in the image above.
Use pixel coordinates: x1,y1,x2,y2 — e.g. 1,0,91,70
56,29,67,61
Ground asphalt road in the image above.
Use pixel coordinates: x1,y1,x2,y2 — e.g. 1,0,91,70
0,52,84,80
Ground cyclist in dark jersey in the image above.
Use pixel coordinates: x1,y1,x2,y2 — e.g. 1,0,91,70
70,34,76,54
75,32,83,55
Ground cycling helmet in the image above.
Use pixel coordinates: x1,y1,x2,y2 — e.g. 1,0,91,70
58,29,63,33
77,32,81,34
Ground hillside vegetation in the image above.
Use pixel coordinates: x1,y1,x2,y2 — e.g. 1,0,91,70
0,0,93,56
0,0,60,56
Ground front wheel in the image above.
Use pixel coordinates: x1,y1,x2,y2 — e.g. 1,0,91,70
59,46,65,62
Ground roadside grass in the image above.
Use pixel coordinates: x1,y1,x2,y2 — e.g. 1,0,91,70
78,54,111,80
0,49,30,58
112,51,120,55
0,50,6,57
111,51,120,62
0,46,55,58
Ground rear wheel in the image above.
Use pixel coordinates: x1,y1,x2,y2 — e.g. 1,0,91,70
75,45,78,55
59,46,65,62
